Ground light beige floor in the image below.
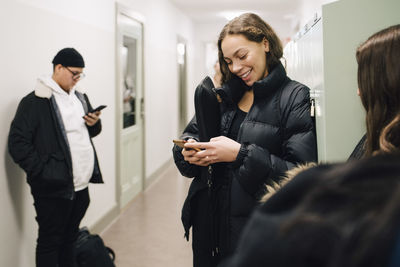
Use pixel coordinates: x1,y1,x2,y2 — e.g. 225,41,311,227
101,163,193,267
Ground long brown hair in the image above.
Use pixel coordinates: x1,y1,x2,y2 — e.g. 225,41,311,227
356,24,400,156
217,13,283,84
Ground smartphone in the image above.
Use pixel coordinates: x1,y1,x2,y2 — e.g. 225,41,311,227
91,105,107,113
83,105,107,118
173,139,201,152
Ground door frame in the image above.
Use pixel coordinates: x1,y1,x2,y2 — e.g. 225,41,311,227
177,35,188,134
115,3,146,210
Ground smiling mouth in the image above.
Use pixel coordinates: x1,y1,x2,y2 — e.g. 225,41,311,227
240,70,251,79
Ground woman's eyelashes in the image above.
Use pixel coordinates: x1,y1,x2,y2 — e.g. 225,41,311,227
238,53,247,60
224,53,247,65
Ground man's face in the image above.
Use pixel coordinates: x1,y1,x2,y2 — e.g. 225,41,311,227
53,64,84,92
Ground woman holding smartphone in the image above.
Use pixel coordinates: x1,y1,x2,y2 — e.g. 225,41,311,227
172,13,317,267
219,24,400,267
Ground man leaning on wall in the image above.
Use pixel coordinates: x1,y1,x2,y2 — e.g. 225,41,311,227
8,48,104,267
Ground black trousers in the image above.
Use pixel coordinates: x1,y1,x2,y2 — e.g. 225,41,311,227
33,188,90,267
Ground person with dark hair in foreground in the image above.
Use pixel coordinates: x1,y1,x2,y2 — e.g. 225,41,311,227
349,24,400,159
220,24,400,267
220,153,400,267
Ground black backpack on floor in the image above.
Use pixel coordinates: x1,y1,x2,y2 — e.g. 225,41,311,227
76,227,116,267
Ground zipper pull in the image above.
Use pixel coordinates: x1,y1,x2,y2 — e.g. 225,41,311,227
207,165,213,195
310,98,315,117
211,247,219,257
208,165,213,175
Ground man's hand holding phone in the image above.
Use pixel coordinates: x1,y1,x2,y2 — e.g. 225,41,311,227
83,105,106,126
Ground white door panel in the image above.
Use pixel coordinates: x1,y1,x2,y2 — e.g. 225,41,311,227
116,7,144,208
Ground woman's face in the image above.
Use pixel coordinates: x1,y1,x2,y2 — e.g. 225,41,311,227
221,34,269,86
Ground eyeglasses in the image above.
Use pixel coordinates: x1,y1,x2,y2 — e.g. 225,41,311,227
63,66,86,80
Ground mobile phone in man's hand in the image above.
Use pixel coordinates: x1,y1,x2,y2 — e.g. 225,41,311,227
83,105,107,118
91,105,107,113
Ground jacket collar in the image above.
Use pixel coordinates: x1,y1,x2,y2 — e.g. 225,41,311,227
34,79,53,99
217,76,248,106
34,76,80,99
217,62,287,105
253,62,287,99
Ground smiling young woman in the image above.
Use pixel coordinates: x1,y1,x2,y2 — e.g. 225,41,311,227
173,13,317,267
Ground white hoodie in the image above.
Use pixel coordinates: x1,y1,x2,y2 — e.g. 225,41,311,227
39,75,94,192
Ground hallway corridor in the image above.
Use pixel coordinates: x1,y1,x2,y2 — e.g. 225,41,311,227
101,162,193,267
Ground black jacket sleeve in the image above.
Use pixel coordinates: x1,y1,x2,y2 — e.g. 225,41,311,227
233,84,317,196
8,97,44,177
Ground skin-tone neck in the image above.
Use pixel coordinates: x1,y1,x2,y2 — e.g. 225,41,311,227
238,90,254,112
52,73,70,94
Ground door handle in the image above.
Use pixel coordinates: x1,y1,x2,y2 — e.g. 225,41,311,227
140,97,145,119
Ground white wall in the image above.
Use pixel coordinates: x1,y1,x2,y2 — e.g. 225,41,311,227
0,0,197,266
189,21,225,116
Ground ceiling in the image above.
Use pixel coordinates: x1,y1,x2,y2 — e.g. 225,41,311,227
168,0,333,41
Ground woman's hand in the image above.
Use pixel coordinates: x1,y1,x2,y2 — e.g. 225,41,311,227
181,139,210,166
184,136,241,166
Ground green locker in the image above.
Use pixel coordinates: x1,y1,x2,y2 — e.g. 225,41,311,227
284,0,400,162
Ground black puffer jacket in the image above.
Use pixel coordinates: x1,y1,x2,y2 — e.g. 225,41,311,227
173,63,317,255
8,82,103,200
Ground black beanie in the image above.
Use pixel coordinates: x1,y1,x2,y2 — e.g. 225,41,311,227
52,48,85,68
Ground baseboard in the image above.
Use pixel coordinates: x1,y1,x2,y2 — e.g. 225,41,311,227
144,157,173,190
90,203,120,235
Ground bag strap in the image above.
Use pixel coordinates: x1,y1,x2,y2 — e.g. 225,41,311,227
106,247,116,262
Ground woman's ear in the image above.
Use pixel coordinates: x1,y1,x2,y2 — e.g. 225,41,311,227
263,38,270,53
357,88,361,96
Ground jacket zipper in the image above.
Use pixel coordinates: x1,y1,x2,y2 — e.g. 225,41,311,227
207,165,220,258
207,165,213,195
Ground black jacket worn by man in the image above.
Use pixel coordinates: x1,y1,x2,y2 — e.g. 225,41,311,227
173,63,317,259
8,79,103,200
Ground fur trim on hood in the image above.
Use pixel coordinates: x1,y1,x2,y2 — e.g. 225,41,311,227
34,76,82,99
261,162,317,203
34,79,53,99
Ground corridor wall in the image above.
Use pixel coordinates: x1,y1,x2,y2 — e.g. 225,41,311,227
0,0,197,266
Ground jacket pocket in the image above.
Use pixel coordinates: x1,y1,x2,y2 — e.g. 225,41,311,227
230,177,259,217
39,152,70,186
